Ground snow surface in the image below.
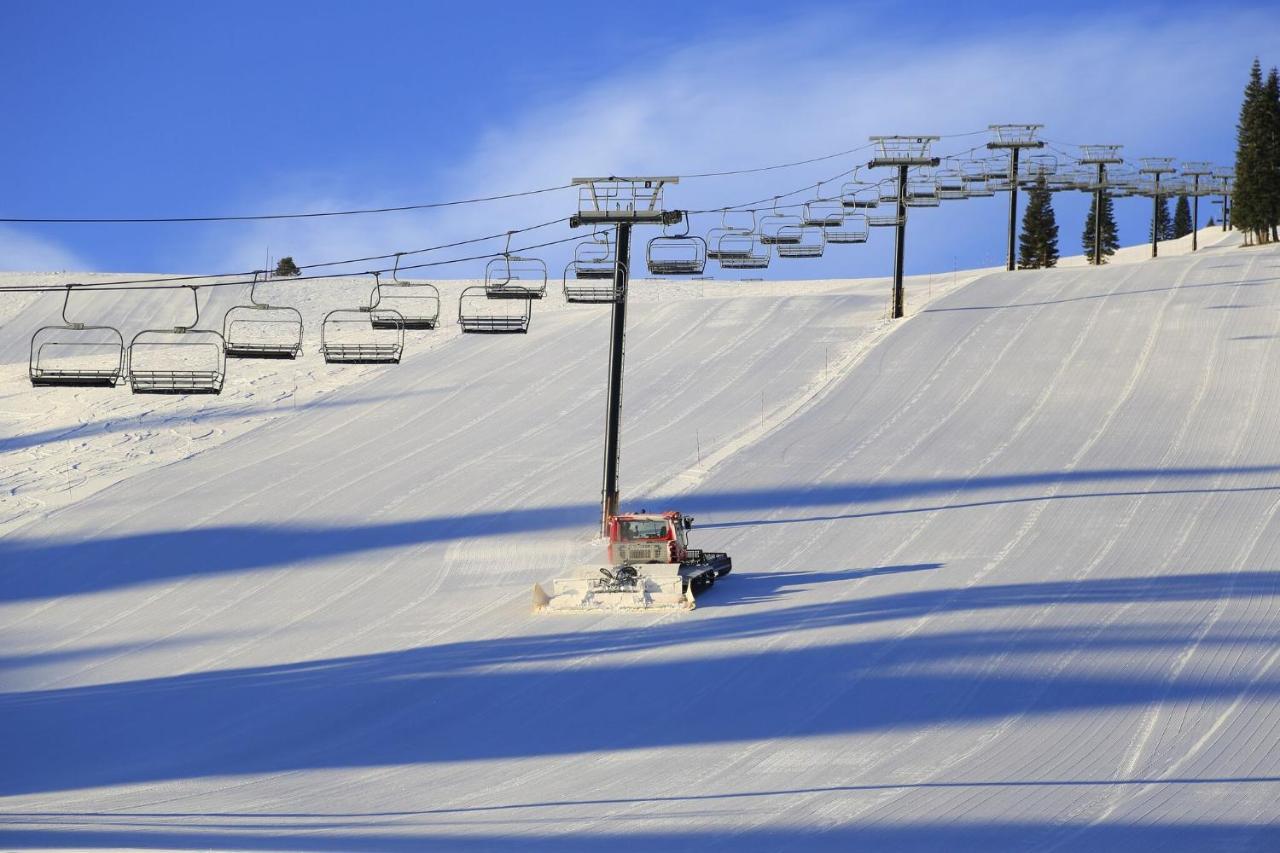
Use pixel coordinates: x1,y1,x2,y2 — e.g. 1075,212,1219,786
2,227,1279,850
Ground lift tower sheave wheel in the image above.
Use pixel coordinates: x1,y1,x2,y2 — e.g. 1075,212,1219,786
570,177,683,533
986,124,1046,272
869,136,940,320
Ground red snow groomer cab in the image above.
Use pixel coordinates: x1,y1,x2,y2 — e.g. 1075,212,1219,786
534,511,732,611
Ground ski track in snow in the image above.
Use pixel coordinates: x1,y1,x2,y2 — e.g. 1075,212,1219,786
3,230,1280,850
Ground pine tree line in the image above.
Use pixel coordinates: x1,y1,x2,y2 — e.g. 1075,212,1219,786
1234,58,1280,244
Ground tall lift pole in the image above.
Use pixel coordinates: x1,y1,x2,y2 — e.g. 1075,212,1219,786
1078,145,1125,266
1213,168,1234,232
987,124,1045,272
570,177,682,534
1181,161,1213,252
1138,157,1178,259
869,136,939,319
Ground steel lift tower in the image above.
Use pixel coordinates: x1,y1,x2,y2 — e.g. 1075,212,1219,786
1078,145,1126,266
1178,161,1214,252
869,136,939,319
570,177,683,533
987,125,1045,272
1138,157,1178,258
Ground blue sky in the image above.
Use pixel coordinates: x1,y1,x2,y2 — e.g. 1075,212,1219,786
1,0,1277,279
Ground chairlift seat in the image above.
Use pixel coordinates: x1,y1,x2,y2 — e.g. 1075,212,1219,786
129,328,227,394
460,285,530,332
646,235,707,276
485,255,548,300
371,281,441,330
775,227,826,258
223,304,304,358
30,324,126,387
222,273,304,359
321,308,404,363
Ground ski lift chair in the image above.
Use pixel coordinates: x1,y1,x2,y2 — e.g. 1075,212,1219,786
868,211,904,227
571,230,617,279
484,234,548,300
878,182,901,203
842,184,881,209
936,169,968,200
826,212,869,244
706,211,756,260
222,270,304,359
320,274,405,363
775,226,826,258
759,201,804,245
369,262,441,330
128,286,226,394
646,219,707,276
459,284,531,333
715,232,771,270
29,284,127,387
564,259,623,304
905,177,940,207
801,199,845,228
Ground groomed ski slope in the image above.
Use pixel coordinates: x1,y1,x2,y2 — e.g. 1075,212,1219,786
2,230,1279,850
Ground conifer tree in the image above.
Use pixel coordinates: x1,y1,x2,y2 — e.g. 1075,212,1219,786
1173,194,1193,238
1018,176,1059,269
1207,216,1216,227
274,256,301,277
1264,67,1280,242
1234,59,1267,243
1082,191,1119,264
1149,196,1173,242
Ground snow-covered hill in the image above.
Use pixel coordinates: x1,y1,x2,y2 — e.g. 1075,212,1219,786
3,228,1278,851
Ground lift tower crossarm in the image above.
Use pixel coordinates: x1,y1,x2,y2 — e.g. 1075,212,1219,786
986,124,1045,272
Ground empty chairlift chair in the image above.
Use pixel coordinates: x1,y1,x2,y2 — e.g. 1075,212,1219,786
571,230,617,279
128,285,227,394
842,184,881,209
826,212,869,244
935,169,968,200
484,243,548,300
369,262,440,330
29,284,127,388
459,285,531,333
646,220,707,276
801,199,845,228
563,259,623,304
222,271,304,359
775,225,826,258
759,202,804,246
711,228,771,271
711,230,768,270
906,176,940,207
321,275,405,364
564,231,621,303
706,211,756,260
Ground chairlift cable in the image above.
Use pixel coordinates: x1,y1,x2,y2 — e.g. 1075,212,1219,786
0,185,577,224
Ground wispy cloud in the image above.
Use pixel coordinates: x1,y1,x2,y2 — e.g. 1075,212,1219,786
212,6,1280,280
0,226,85,272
